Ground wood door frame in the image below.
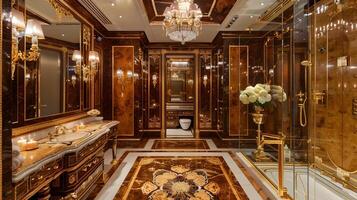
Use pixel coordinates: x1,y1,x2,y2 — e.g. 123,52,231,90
161,49,200,139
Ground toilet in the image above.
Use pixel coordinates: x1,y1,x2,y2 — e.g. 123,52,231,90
179,118,192,130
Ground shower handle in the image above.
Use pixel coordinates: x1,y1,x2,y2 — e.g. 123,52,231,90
297,91,307,127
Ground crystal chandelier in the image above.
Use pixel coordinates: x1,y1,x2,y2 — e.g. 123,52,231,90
163,0,202,44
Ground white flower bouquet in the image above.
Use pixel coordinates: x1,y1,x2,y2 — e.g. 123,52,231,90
239,83,287,110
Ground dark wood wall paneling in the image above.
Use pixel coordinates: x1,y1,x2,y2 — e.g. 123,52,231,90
3,0,14,198
212,32,266,139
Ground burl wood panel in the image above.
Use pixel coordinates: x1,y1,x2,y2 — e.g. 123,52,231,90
229,46,248,136
113,46,134,136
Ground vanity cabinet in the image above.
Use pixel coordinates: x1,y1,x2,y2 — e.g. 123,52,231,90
13,123,119,200
51,134,107,199
166,110,194,129
14,158,63,200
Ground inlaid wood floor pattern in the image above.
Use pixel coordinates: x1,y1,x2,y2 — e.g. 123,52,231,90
114,156,249,200
88,139,269,200
152,140,209,149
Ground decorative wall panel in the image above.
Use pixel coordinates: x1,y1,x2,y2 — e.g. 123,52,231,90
229,46,248,136
199,51,212,129
113,46,134,136
148,53,161,129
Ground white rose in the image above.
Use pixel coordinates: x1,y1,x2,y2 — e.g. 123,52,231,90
264,84,271,92
282,92,287,102
254,85,263,93
258,97,266,104
259,90,268,97
266,94,272,102
248,94,257,103
239,94,249,104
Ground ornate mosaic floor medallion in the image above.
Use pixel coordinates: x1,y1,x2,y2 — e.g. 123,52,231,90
115,156,249,200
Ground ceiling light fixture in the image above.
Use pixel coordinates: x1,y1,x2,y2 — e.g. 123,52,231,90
163,0,202,44
226,15,238,28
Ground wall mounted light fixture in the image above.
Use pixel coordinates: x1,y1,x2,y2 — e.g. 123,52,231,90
203,75,208,87
152,74,158,88
25,19,45,61
72,50,82,75
116,67,139,97
71,50,100,82
11,9,26,80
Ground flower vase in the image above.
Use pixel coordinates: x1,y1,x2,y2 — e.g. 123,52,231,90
252,106,266,160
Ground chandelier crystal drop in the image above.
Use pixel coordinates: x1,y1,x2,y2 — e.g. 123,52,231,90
163,0,203,44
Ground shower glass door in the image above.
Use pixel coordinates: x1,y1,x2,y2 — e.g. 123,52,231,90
310,0,357,198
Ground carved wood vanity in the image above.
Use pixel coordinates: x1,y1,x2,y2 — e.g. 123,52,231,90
12,120,119,200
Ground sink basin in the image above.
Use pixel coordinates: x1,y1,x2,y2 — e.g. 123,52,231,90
53,132,90,143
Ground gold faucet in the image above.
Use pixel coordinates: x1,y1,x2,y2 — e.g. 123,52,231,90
258,132,289,198
48,126,67,141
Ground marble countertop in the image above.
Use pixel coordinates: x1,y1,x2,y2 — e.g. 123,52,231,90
12,120,119,183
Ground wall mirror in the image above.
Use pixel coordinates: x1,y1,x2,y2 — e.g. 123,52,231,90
25,0,81,119
11,0,86,125
166,55,195,103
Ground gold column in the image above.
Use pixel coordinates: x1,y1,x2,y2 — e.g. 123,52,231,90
195,50,200,138
161,50,165,138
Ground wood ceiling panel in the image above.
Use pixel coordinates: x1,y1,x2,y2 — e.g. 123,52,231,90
142,0,236,24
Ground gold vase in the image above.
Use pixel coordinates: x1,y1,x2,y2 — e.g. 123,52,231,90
252,106,267,160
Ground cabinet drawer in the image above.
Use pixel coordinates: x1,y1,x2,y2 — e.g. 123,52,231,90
29,158,63,190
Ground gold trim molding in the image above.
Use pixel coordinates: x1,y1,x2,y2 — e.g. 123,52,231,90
48,0,73,18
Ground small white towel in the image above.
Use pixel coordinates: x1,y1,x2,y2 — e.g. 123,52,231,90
12,155,25,171
12,143,25,171
12,143,21,157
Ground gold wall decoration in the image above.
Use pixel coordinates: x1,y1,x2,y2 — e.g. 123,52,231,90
82,25,91,50
48,0,73,19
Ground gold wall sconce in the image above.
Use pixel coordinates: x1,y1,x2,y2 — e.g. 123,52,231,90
71,50,100,82
82,50,100,82
11,9,26,80
71,75,77,87
203,75,208,87
152,74,158,88
11,10,45,80
116,67,139,97
25,19,45,61
72,50,82,75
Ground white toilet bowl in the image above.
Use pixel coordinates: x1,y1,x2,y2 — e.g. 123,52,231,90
179,119,191,130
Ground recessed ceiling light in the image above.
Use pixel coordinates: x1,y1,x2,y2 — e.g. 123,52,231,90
61,33,65,37
250,15,254,18
260,2,265,6
111,3,115,6
119,15,122,18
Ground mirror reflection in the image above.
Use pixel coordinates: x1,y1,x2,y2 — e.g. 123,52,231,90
23,0,81,118
166,55,195,103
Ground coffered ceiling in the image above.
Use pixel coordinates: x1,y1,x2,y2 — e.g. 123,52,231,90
142,0,237,24
78,0,279,43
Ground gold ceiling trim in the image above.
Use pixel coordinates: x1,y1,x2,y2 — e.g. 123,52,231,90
259,0,295,22
48,0,73,18
152,0,213,17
